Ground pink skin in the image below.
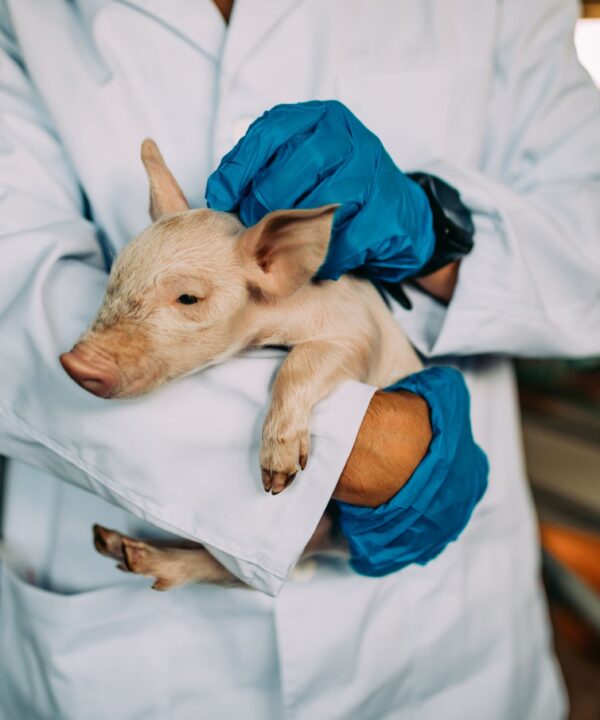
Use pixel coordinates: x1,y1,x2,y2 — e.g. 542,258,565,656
60,344,118,398
58,139,422,588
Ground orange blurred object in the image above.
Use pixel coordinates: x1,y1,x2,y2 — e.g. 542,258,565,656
541,522,600,652
541,523,600,593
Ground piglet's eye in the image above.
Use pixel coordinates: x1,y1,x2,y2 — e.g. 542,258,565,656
177,294,199,305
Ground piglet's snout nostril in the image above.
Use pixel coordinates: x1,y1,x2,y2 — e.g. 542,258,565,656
59,349,117,398
79,377,113,396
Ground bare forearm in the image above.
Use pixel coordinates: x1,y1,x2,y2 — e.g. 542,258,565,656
415,260,460,304
333,390,432,508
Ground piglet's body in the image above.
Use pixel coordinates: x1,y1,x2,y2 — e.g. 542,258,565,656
60,140,422,588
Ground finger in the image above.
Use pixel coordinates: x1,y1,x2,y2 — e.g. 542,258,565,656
244,121,352,220
206,103,327,212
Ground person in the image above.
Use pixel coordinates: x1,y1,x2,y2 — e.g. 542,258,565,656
0,1,598,718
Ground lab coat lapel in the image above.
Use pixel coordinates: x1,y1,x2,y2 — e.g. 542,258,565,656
221,0,303,83
113,0,225,62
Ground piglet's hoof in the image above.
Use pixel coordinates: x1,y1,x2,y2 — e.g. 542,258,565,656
121,538,182,591
260,428,310,495
93,524,125,560
261,469,297,495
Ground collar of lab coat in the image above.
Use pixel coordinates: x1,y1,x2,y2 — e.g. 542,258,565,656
221,0,303,81
115,0,303,76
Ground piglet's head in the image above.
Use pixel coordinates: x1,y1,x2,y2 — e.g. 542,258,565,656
60,139,337,399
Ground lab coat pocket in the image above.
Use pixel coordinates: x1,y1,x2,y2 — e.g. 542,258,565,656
0,563,171,720
337,68,455,170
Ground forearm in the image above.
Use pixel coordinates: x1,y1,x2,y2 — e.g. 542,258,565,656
415,260,460,305
333,366,488,577
333,389,432,508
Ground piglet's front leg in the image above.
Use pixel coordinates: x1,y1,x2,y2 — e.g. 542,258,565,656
261,339,365,494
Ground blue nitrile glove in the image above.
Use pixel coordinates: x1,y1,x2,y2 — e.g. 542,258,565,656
206,100,435,283
337,367,489,577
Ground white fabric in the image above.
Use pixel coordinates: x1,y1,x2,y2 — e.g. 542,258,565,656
1,0,598,717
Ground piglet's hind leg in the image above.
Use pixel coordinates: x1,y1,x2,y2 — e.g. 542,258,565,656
93,524,240,590
121,538,240,590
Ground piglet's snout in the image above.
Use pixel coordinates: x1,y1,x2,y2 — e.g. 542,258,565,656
60,345,118,398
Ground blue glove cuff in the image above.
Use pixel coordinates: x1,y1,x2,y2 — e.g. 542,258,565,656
336,366,488,577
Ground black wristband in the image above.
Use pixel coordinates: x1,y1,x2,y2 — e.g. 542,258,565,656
408,172,475,277
375,173,475,310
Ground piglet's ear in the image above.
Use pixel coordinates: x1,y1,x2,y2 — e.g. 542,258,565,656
241,205,339,298
141,139,190,221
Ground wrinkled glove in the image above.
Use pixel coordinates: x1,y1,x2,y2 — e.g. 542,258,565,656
337,367,489,577
206,100,435,283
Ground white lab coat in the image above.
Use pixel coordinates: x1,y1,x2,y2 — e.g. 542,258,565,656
0,0,598,717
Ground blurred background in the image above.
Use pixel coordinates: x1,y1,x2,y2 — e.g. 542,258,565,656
519,7,600,716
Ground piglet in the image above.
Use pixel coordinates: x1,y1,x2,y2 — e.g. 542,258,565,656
60,140,422,588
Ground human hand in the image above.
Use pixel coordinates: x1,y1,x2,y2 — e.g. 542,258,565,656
332,366,489,576
206,100,436,283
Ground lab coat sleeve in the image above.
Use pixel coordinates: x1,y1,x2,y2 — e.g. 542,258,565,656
0,17,376,595
400,0,600,358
